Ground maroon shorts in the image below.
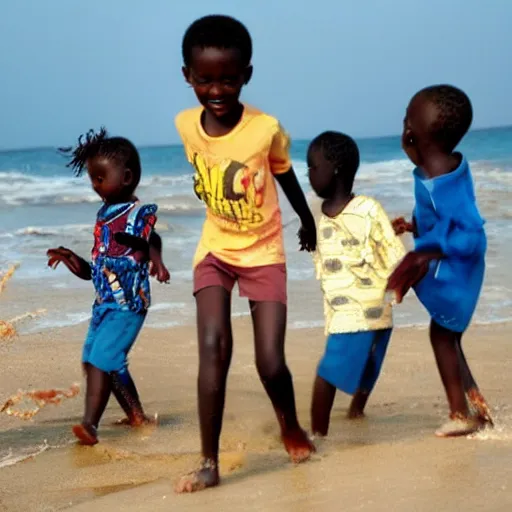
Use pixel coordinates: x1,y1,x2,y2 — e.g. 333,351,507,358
193,253,287,304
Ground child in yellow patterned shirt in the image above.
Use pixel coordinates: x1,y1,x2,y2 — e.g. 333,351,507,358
307,131,405,436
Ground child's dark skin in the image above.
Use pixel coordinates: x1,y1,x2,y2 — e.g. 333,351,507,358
47,156,170,436
307,146,374,436
176,46,315,493
387,93,493,429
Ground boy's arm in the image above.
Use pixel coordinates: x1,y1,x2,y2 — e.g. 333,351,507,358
269,123,316,251
274,169,316,252
47,247,91,280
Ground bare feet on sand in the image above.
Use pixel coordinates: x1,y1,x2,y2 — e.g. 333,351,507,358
435,413,485,438
175,459,220,493
282,428,316,463
113,414,157,427
72,423,98,445
467,388,494,427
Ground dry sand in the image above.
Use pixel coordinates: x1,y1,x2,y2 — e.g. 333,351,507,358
1,319,512,512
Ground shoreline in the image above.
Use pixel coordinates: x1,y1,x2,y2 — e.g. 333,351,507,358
1,320,512,511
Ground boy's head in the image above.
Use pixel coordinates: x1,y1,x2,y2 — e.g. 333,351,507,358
59,128,141,204
307,131,360,199
402,84,473,166
181,15,253,119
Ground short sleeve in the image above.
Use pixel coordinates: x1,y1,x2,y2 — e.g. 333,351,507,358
269,122,292,175
369,201,406,271
125,204,158,241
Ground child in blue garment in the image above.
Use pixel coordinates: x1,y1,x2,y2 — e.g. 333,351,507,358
388,85,493,437
47,128,170,445
308,131,405,436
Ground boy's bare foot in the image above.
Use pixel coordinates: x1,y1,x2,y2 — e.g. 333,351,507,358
72,423,98,445
175,459,219,493
282,428,315,463
347,410,366,419
347,390,369,419
435,413,483,438
113,414,157,427
467,388,494,427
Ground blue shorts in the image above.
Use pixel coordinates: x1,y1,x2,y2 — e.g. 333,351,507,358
317,329,392,395
82,308,146,373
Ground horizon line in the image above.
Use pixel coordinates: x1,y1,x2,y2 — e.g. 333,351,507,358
0,123,511,154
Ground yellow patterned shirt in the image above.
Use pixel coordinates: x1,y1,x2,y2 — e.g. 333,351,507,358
314,196,405,334
175,105,291,268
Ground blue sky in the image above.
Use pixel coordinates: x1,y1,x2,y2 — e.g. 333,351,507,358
0,1,510,150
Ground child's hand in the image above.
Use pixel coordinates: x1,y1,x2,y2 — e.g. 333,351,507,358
47,247,83,275
386,252,431,303
150,260,170,283
391,217,414,236
298,223,317,252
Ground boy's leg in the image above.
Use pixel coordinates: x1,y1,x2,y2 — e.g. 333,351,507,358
250,300,314,462
176,285,233,493
311,375,336,436
430,321,482,437
456,338,493,426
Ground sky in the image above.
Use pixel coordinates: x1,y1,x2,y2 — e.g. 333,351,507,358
0,0,511,150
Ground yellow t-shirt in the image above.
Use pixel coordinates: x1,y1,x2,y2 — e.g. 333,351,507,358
175,105,291,268
314,196,405,334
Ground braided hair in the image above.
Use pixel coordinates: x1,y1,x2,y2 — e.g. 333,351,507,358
59,127,141,190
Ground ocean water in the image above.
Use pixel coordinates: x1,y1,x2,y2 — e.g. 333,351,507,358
1,126,511,333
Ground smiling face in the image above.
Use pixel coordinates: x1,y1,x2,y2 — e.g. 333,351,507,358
86,156,134,204
183,46,252,122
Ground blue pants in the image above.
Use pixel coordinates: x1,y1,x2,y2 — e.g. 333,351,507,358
317,329,392,395
82,308,146,373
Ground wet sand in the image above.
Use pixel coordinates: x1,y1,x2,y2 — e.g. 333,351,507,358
1,320,512,511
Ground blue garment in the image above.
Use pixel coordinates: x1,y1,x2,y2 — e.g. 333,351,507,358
83,307,146,373
317,329,392,395
412,156,486,332
90,201,157,322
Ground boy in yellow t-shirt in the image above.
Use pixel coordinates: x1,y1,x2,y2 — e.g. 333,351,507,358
307,131,405,437
174,15,316,493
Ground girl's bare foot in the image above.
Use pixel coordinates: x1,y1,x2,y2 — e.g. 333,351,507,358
282,428,315,463
347,390,369,419
113,414,157,427
175,459,219,493
72,423,98,445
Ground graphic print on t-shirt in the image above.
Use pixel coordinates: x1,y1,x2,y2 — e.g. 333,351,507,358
192,153,266,228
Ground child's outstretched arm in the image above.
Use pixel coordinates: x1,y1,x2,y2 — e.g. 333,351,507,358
47,247,91,280
275,169,316,252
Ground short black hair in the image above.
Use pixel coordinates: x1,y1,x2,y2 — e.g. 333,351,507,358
182,15,252,67
416,84,473,152
59,127,141,190
310,131,360,192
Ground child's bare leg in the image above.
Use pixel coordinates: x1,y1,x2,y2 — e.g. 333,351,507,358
430,321,482,437
348,390,370,419
311,375,336,436
73,363,111,445
175,286,232,493
455,339,493,426
111,370,153,426
251,300,315,463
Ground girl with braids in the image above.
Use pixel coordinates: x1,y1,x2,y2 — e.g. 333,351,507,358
47,128,170,445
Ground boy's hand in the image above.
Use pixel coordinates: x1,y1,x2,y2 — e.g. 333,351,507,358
386,251,431,303
391,217,414,236
47,247,82,275
298,222,317,252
